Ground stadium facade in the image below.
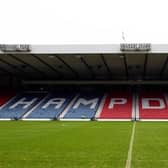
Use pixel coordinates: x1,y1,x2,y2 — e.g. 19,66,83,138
0,44,168,121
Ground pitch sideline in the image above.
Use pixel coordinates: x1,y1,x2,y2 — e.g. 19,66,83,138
125,121,136,168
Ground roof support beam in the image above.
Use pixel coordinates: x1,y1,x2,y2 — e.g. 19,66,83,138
8,54,46,78
31,54,62,79
143,54,148,79
55,55,79,79
160,56,168,79
79,56,95,79
123,54,129,79
100,54,112,79
22,80,168,85
0,56,34,79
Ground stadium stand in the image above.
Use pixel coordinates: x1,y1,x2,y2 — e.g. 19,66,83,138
98,91,133,119
0,89,168,120
63,91,103,119
138,91,168,119
1,44,168,121
0,91,16,107
0,92,46,119
26,91,76,119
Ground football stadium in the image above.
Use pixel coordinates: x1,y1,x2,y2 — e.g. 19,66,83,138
1,44,168,167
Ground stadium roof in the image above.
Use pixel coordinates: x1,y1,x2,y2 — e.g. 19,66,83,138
1,44,168,85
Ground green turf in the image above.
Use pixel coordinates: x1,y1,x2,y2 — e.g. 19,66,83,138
1,121,168,168
0,121,132,168
132,122,168,168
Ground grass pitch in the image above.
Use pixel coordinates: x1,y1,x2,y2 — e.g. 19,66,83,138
133,122,168,168
0,121,132,168
1,121,168,168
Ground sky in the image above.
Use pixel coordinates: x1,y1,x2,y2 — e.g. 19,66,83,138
0,0,168,44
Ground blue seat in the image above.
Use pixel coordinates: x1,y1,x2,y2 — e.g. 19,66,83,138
26,92,76,119
63,91,103,119
0,92,46,119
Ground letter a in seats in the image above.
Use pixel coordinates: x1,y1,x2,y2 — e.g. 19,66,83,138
42,98,66,109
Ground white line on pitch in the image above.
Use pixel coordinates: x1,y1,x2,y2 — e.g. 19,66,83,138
125,121,136,168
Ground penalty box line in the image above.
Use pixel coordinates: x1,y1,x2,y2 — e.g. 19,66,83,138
125,121,136,168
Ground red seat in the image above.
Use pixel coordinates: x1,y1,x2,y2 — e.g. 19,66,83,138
99,91,132,119
0,91,16,106
139,91,168,119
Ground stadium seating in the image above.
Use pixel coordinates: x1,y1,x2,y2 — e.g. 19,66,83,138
26,92,76,119
63,91,103,119
0,89,168,120
0,91,16,107
98,91,133,119
0,92,46,119
138,91,168,119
